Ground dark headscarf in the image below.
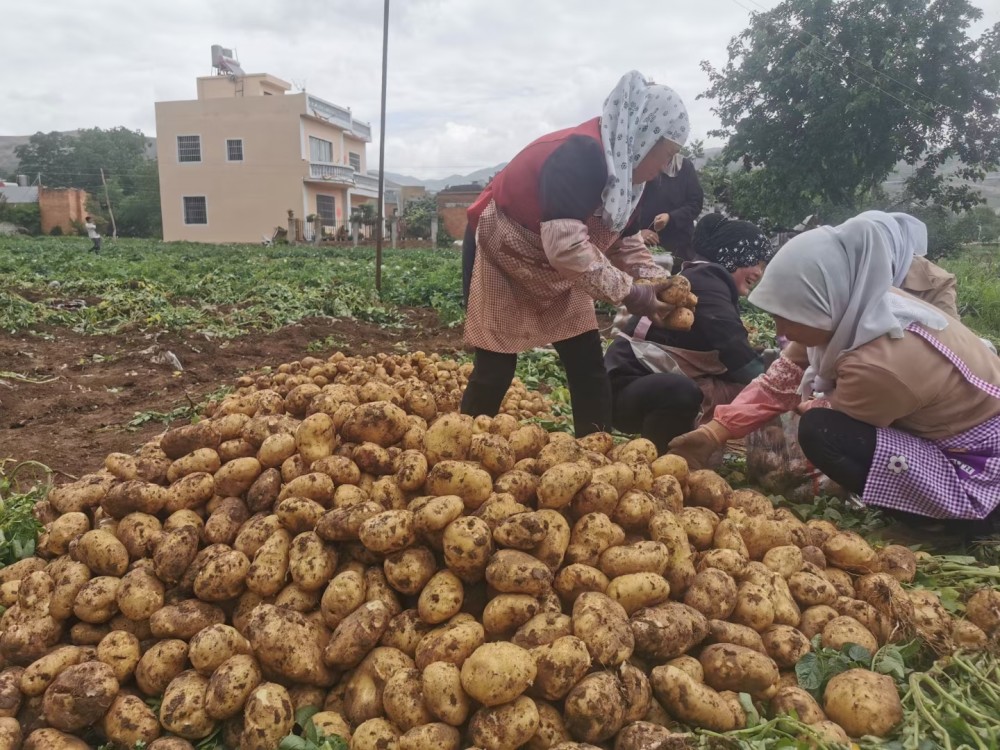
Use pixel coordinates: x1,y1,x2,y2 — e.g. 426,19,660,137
692,213,773,272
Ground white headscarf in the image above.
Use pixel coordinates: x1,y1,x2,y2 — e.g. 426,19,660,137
857,210,929,286
663,153,685,178
600,71,689,232
748,215,948,396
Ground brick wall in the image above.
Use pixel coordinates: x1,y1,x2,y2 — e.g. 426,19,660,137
40,188,88,235
436,190,481,240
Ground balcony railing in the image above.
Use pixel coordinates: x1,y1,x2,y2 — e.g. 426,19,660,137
308,163,355,184
306,95,352,130
351,121,372,142
354,173,379,192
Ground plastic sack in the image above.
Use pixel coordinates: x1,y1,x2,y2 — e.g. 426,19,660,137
744,412,846,501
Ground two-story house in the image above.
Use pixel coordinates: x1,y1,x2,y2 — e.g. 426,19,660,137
155,68,379,243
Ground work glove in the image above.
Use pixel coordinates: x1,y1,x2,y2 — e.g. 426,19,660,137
668,420,731,470
761,348,780,368
622,282,672,322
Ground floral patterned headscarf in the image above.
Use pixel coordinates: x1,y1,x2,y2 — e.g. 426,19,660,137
600,71,689,233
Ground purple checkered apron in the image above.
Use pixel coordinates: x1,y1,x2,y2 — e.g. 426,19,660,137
863,325,1000,519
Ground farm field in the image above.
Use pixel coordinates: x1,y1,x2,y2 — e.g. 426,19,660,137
2,236,1000,750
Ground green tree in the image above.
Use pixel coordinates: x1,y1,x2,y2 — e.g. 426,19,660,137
702,0,1000,215
400,195,438,239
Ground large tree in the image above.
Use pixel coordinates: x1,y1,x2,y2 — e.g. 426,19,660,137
702,0,1000,216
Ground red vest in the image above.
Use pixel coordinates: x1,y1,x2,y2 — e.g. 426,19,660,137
467,117,603,234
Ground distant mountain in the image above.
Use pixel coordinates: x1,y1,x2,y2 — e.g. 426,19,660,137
383,163,509,194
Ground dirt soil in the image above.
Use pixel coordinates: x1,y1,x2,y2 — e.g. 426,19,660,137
0,309,465,483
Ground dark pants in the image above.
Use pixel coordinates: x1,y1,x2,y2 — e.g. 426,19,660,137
462,223,476,307
461,330,612,437
610,372,704,454
797,408,995,531
91,237,101,252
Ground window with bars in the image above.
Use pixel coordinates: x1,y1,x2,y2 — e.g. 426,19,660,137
177,135,201,163
309,136,333,163
316,195,336,224
226,139,244,162
183,196,208,225
349,152,362,172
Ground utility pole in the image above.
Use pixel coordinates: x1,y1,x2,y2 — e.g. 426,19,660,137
375,0,390,294
100,168,118,239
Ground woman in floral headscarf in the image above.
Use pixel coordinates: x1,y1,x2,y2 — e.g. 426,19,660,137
604,213,774,452
460,71,690,437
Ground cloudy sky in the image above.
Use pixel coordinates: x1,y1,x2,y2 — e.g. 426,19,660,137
4,0,998,179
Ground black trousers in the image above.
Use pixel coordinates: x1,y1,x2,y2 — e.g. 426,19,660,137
460,330,612,438
797,408,876,495
462,223,476,307
610,373,704,454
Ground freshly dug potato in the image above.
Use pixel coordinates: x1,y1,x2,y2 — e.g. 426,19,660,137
679,507,720,551
116,567,164,622
482,594,541,638
460,642,536,706
23,728,91,750
21,646,88,697
443,517,494,583
822,532,879,574
650,665,742,732
606,572,670,615
613,721,675,750
39,512,90,557
877,545,917,583
205,654,262,721
530,636,591,701
486,550,554,596
618,661,652,723
952,619,988,649
527,700,571,750
136,640,189,696
788,571,838,607
707,620,766,654
799,605,839,640
96,630,141,683
422,661,470,726
150,600,225,640
72,575,120,624
512,612,573,649
0,668,24,718
684,569,737,620
159,670,215,740
572,592,634,666
383,668,434,730
423,413,473,463
494,512,549,551
324,600,392,668
194,547,250,602
494,471,539,505
72,529,129,577
241,682,295,750
730,582,776,632
599,541,668,578
103,692,161,748
630,602,708,661
762,546,804,579
771,686,825,724
761,625,811,669
965,588,1000,634
309,711,352,743
537,462,593,510
426,462,493,510
384,546,436,596
189,624,251,676
823,668,903,738
417,570,464,625
700,643,779,698
468,695,540,750
532,510,571,571
563,671,626,743
697,548,748,579
822,615,878,653
352,718,400,750
400,723,461,750
686,470,732,514
42,660,119,732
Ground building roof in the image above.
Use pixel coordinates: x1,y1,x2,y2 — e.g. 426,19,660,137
0,185,38,204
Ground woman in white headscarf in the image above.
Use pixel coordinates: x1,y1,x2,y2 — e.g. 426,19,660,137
668,214,1000,524
857,210,959,318
460,71,690,437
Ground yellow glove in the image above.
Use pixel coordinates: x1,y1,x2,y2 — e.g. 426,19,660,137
667,420,731,470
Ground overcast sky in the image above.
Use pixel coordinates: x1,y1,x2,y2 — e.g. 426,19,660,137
4,0,999,179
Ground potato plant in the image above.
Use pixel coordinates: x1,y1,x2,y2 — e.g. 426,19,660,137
0,347,996,750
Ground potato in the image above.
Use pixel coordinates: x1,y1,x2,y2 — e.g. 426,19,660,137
42,660,119,732
152,525,199,586
459,642,536,706
384,546,436,596
189,624,252,675
762,546,804,579
394,449,429,492
193,547,250,602
423,413,474,463
71,529,129,577
631,603,708,660
359,510,417,554
39,513,90,557
412,570,461,625
0,668,24,718
245,469,282,514
686,470,732,514
822,615,878,653
415,619,485,670
965,588,1000,634
650,665,742,732
572,592,634,666
317,502,383,542
572,482,620,518
136,640,189,696
679,507,719,551
246,528,291,597
613,721,674,750
483,594,540,638
566,513,625,567
285,532,336,593
241,682,294,750
822,531,880,574
530,636,591,701
683,569,737,620
381,610,433,657
468,695,540,750
425,461,493,510
205,654,262,721
728,582,775,632
443,517,494,583
21,646,87,697
319,568,366,629
279,472,335,506
115,567,164,622
707,620,767,654
257,432,297,469
352,718,400,750
798,605,838,640
309,710,352,742
23,728,91,750
102,692,161,747
16,570,53,614
874,544,916,583
164,472,216,514
494,512,549,551
509,424,548,462
151,600,226,640
72,575,120,624
554,564,608,604
761,625,811,668
771,686,825,724
494,470,539,505
160,670,215,740
167,448,222,483
421,661,470,726
203,498,249,546
823,668,903,738
245,604,333,686
161,422,222,459
486,550,554,596
532,510,571,571
94,630,141,683
563,671,625,743
324,600,391,668
101,480,169,518
606,572,670,615
599,541,668,578
536,463,593,510
383,668,434,730
788,571,838,607
510,612,571,650
952,619,988,649
400,723,461,750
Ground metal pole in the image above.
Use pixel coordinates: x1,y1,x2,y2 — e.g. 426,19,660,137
375,0,390,295
100,168,118,239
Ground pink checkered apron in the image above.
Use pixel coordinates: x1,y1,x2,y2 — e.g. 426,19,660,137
864,325,1000,519
464,200,621,354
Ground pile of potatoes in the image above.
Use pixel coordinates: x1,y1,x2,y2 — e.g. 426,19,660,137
225,350,556,424
1,349,999,750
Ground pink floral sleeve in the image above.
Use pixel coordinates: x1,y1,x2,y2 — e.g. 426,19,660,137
540,218,635,304
714,356,805,438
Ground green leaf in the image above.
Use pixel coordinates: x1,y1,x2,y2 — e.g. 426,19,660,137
738,692,761,727
795,652,823,692
296,705,320,729
872,645,906,681
279,737,310,750
845,643,873,663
